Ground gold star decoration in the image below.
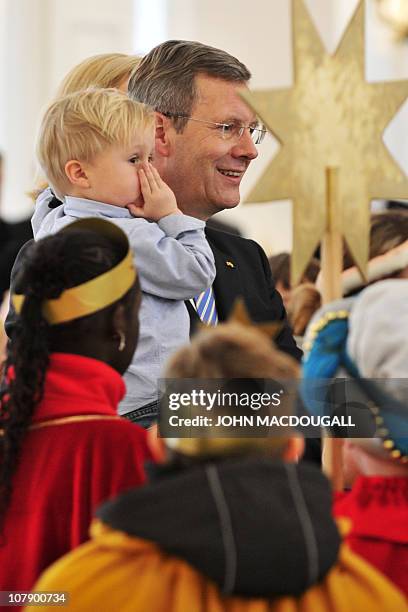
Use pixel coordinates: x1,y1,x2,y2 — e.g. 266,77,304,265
196,298,282,340
241,0,408,284
227,298,283,341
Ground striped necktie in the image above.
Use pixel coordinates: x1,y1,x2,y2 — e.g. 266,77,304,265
193,286,218,326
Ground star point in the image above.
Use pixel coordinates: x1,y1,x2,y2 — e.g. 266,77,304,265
242,0,408,285
227,299,283,342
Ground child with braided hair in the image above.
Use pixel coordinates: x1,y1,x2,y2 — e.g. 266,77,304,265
0,219,151,592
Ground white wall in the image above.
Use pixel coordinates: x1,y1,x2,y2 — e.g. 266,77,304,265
0,0,6,152
0,0,133,221
133,0,168,54
50,0,134,88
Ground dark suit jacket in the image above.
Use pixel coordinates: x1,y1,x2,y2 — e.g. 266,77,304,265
187,227,302,362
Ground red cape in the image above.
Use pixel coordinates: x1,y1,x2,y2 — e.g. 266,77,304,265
0,353,152,593
334,475,408,596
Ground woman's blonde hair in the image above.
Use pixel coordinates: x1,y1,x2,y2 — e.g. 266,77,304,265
56,53,141,97
37,88,154,196
31,53,141,200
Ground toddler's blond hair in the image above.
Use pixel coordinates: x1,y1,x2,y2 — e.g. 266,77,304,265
37,87,155,196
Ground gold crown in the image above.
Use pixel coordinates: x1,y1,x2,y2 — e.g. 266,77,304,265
165,299,288,458
12,218,137,325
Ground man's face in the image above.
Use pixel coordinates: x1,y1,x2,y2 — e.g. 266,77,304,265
159,74,259,220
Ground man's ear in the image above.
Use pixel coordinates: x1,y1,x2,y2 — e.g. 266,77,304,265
155,112,172,158
65,159,91,188
283,436,305,463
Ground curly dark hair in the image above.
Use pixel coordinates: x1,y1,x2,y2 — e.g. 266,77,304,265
0,228,131,529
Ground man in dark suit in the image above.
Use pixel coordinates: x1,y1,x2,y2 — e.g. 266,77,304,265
128,40,301,360
5,41,301,362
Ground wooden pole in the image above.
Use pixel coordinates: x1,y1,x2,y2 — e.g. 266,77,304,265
321,167,342,302
321,167,344,491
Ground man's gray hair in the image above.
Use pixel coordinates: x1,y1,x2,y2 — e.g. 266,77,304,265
128,40,251,132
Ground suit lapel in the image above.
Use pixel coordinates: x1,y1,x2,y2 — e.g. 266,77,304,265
186,227,243,333
206,236,242,321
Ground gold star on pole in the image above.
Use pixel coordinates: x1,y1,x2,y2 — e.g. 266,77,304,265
241,0,408,285
227,298,283,341
197,298,282,340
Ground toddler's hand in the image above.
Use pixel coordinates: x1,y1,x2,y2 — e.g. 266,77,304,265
128,163,180,221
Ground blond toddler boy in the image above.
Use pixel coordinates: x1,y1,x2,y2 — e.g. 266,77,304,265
33,88,215,426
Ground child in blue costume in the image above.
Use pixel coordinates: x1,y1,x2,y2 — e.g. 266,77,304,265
302,280,408,596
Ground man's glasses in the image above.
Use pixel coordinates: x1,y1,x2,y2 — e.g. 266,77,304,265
162,112,267,145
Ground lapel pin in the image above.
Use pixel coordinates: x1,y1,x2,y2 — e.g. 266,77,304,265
226,260,235,268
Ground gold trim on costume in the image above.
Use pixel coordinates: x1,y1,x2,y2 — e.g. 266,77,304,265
0,414,122,438
302,309,349,354
367,401,408,464
29,414,122,430
0,414,122,437
12,249,136,325
301,317,408,465
165,436,289,458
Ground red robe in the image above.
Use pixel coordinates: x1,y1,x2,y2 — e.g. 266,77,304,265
334,476,408,597
0,353,152,593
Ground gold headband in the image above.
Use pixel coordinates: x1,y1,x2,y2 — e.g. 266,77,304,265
165,436,289,458
12,219,137,325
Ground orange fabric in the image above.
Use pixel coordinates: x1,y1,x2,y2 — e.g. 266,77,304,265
33,520,408,612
